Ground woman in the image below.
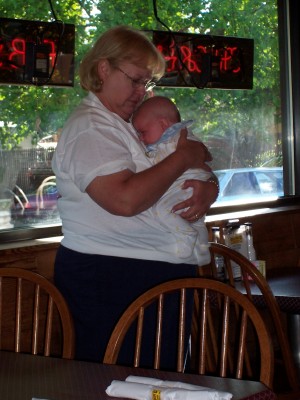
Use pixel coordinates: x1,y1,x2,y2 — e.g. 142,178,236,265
52,25,218,366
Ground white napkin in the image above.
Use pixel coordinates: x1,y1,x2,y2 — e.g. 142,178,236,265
126,375,218,390
105,375,233,400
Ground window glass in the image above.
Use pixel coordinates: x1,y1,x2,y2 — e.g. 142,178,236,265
0,0,285,238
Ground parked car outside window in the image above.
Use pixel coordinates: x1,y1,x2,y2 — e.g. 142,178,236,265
213,167,283,207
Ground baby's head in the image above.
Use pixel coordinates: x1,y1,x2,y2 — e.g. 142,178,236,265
132,96,180,145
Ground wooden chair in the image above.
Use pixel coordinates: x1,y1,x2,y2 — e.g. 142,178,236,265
0,267,75,359
103,277,274,388
205,242,299,394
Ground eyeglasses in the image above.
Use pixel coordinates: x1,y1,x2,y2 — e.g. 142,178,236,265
116,66,156,92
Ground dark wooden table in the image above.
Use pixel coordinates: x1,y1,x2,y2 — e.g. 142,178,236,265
262,267,300,376
241,267,300,313
236,267,300,375
0,351,276,400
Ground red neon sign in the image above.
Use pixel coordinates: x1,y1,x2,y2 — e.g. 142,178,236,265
157,40,241,75
150,30,254,89
0,17,75,87
2,38,57,70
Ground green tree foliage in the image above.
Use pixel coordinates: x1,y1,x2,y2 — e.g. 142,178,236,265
0,0,281,169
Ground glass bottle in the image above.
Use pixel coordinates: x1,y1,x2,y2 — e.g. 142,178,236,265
211,227,225,281
245,222,257,262
224,222,243,280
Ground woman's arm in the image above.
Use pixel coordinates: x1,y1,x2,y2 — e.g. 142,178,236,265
86,131,212,216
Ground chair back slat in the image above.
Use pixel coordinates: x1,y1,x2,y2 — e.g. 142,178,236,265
15,277,22,353
219,294,230,377
154,294,163,370
198,288,208,375
206,298,218,371
237,310,248,379
177,288,186,372
32,284,40,354
44,297,54,356
134,307,144,367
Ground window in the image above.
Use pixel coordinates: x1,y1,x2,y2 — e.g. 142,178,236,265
0,0,298,242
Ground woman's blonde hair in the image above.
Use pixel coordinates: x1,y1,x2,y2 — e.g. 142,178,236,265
79,25,166,92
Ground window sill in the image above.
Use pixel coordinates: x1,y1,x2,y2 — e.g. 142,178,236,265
0,236,63,251
206,196,300,223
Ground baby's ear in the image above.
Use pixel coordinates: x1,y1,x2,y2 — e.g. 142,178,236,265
160,117,170,131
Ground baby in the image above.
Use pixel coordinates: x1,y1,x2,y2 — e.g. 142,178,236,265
132,96,213,265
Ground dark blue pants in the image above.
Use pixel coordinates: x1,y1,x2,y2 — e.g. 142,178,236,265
54,245,197,368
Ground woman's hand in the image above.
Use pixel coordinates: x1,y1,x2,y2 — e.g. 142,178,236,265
172,178,219,222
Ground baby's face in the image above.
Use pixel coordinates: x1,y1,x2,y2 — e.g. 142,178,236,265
132,112,165,145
